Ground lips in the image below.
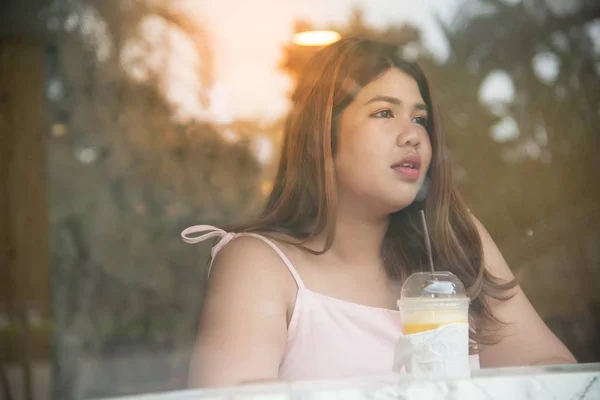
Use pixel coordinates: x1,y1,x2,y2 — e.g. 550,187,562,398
391,154,422,180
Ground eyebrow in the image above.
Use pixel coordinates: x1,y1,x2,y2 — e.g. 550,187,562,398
364,95,429,112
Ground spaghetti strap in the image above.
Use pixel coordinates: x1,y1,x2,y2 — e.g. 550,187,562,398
181,225,305,288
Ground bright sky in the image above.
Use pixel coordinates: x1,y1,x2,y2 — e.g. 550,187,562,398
182,0,465,121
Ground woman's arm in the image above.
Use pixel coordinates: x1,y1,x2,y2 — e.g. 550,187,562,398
188,236,296,388
472,218,576,367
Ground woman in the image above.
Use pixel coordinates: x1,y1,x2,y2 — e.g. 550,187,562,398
182,37,575,388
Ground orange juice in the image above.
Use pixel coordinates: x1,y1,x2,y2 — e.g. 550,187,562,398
402,320,467,334
398,299,469,335
403,322,442,334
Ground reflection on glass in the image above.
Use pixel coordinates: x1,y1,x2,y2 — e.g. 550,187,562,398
0,0,598,398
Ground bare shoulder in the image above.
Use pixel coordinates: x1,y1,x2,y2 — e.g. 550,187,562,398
468,213,576,366
470,213,499,248
190,234,298,387
208,235,298,297
470,214,515,282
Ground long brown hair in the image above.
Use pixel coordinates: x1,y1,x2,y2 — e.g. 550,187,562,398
227,37,516,348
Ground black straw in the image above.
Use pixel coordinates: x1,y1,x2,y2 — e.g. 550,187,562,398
420,209,435,274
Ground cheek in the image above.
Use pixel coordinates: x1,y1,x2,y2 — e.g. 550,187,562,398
338,128,387,175
336,118,373,162
421,133,433,169
334,127,383,185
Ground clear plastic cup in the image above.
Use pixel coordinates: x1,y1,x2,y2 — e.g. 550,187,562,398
397,271,469,335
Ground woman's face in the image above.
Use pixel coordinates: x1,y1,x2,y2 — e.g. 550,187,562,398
334,67,433,215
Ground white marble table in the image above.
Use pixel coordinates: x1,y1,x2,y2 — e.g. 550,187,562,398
96,363,600,400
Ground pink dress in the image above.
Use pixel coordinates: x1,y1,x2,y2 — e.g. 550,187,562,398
182,225,480,381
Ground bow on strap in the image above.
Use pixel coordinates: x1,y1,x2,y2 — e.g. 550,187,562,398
181,225,237,261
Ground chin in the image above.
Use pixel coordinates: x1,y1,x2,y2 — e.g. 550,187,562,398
383,196,417,214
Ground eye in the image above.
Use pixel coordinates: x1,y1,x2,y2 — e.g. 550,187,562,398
412,116,428,127
371,109,394,118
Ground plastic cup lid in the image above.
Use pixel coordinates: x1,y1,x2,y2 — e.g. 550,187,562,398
400,271,468,300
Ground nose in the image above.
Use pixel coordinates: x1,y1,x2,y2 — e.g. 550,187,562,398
396,121,421,148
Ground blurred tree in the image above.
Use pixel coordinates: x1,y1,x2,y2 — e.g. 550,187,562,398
43,0,266,398
426,0,600,237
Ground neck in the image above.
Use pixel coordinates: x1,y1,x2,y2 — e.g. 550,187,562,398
308,200,390,268
334,212,389,266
